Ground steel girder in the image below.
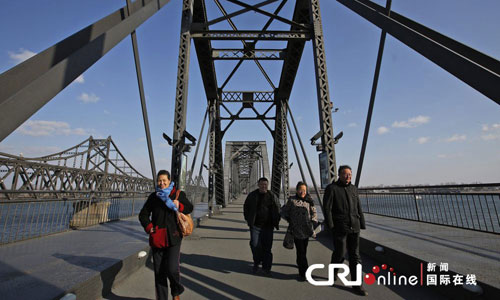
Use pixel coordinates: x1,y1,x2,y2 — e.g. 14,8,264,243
171,0,195,186
184,0,337,203
222,91,274,102
0,0,172,143
191,0,223,207
212,49,286,60
271,0,311,200
337,0,500,105
190,30,310,40
310,0,337,183
270,99,290,200
208,100,225,206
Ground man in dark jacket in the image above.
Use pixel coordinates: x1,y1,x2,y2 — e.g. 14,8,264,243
244,177,280,276
323,165,367,296
139,170,193,300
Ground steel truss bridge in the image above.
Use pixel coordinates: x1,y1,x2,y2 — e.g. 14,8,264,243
0,0,499,209
0,136,153,200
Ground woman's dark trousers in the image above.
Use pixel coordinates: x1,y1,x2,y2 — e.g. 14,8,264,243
152,243,184,299
294,238,309,276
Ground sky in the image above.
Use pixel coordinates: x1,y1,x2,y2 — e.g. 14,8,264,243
0,0,499,188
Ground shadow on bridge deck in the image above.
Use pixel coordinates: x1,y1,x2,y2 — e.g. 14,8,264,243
104,196,445,300
1,196,498,300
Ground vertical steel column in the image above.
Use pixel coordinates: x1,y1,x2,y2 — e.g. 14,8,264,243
309,0,337,182
271,98,289,201
208,98,225,207
208,99,216,208
171,0,194,185
355,0,391,187
126,0,157,185
214,101,225,206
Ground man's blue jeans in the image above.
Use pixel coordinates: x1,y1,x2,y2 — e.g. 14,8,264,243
250,226,274,271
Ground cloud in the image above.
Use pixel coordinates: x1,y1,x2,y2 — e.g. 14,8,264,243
445,134,466,142
417,137,430,144
0,145,62,157
348,122,357,127
74,75,85,84
481,134,500,141
481,123,500,140
437,153,463,159
78,92,100,103
377,126,389,135
392,115,430,128
8,48,36,63
104,110,110,115
18,120,90,137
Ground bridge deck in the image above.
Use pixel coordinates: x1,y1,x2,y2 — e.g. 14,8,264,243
104,196,442,300
1,196,499,299
362,214,500,290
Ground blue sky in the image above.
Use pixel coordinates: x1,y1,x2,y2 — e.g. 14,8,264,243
1,0,499,187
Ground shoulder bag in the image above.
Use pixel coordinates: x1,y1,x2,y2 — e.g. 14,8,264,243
175,190,194,236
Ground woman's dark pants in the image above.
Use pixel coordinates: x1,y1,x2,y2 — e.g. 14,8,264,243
152,243,184,299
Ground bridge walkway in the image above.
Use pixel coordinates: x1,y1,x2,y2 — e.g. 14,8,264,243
104,196,442,300
1,195,498,299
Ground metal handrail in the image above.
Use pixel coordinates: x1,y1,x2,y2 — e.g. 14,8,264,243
358,189,500,234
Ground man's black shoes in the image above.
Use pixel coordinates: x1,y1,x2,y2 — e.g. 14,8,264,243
252,265,259,274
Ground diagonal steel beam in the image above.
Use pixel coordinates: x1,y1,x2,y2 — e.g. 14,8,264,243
337,0,500,104
218,0,288,90
225,0,308,30
207,0,279,26
212,0,276,89
0,0,172,142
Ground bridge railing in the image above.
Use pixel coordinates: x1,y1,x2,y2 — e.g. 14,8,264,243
0,191,150,245
358,184,500,234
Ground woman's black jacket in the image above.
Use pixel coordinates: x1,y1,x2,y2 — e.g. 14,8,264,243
139,187,193,248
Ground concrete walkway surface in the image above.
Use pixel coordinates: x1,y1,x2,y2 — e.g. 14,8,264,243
104,197,442,300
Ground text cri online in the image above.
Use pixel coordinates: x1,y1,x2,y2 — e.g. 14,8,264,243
306,264,363,286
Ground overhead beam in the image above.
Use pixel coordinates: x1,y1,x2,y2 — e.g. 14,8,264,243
0,0,172,142
212,49,286,60
222,91,274,102
190,30,310,41
337,0,500,104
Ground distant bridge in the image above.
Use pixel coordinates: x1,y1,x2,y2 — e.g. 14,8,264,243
0,136,152,199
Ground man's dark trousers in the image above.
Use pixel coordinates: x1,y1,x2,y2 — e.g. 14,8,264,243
331,231,361,280
250,226,274,271
152,243,184,299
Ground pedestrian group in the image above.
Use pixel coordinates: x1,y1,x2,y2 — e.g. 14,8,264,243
139,165,367,299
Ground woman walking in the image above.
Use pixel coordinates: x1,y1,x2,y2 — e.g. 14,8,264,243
281,182,318,281
139,170,193,300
